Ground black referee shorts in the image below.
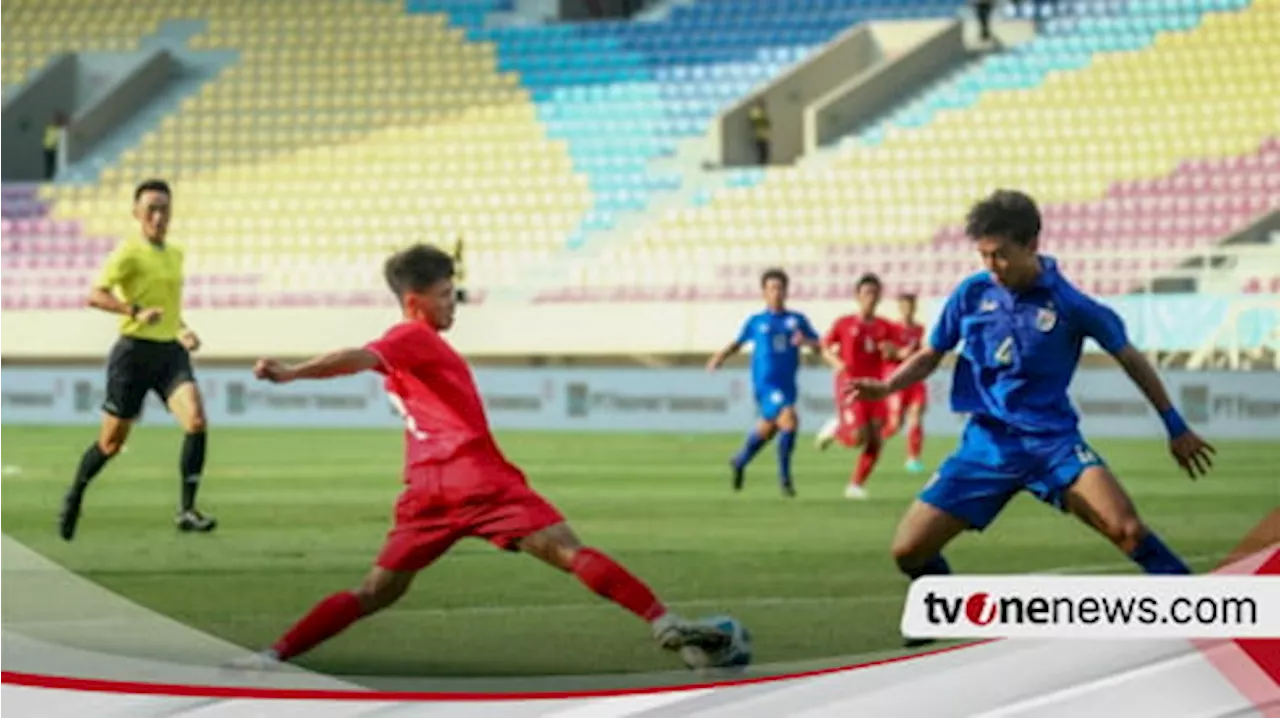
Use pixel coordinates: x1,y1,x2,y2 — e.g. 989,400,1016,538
102,337,196,420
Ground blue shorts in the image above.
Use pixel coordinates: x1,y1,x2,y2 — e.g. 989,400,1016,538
920,417,1107,531
754,384,797,422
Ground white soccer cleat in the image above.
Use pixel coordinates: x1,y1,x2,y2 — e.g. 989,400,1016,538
651,613,732,655
815,417,840,451
223,649,286,672
843,483,869,500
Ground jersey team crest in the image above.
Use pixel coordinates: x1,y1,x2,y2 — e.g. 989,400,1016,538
1035,306,1058,332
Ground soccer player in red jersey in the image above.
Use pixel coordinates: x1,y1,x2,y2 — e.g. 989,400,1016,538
232,244,731,669
815,274,897,499
881,293,929,474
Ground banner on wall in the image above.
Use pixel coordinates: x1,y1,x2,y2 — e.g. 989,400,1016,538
1,367,1277,439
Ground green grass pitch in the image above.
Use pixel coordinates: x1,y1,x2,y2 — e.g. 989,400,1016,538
1,426,1273,679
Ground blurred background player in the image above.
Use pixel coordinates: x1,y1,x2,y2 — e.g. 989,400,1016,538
849,190,1216,646
707,268,824,497
59,179,215,541
816,274,896,499
881,292,929,474
238,244,734,669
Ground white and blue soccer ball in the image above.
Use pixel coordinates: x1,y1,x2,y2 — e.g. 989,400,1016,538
679,615,752,671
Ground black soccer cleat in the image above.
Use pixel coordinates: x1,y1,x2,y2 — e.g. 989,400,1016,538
58,487,85,541
781,483,797,498
730,461,745,492
176,509,218,533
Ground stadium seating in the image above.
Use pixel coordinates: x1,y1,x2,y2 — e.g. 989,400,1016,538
4,0,592,309
451,0,959,244
560,0,1279,300
0,1,167,88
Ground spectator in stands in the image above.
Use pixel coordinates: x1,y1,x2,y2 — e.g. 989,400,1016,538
43,111,67,180
972,0,995,42
452,235,469,304
749,99,772,166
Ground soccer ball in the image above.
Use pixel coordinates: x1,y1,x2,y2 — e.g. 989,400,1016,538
679,615,753,671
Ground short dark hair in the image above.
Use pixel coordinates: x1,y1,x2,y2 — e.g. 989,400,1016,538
384,243,455,298
897,291,918,301
760,267,789,288
856,272,881,290
134,179,171,202
965,189,1041,246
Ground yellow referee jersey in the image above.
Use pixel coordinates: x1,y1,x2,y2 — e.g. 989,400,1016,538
94,237,184,341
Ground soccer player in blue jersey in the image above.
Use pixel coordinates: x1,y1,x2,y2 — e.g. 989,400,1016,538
849,190,1215,634
707,268,829,497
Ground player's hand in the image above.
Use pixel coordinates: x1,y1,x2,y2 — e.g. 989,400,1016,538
136,307,164,325
1169,431,1215,480
844,378,890,403
705,358,720,373
178,328,201,353
253,358,295,384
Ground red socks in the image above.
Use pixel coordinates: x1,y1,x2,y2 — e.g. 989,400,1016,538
853,447,880,487
571,547,666,622
272,591,365,660
908,424,924,461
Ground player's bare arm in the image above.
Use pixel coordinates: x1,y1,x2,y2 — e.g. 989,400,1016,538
254,348,380,384
178,321,201,352
87,286,164,325
706,341,742,372
848,345,944,402
1112,345,1216,478
820,341,846,373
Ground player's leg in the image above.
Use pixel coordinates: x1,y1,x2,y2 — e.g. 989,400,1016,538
262,566,418,663
881,392,903,442
165,378,216,532
60,340,144,541
1044,440,1192,573
514,521,731,656
845,402,885,499
774,403,799,496
816,374,846,450
241,494,461,666
903,392,927,474
730,390,780,490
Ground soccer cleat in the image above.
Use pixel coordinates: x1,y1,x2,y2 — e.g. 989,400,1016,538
652,613,733,656
176,510,218,533
730,461,745,492
223,649,286,672
905,458,926,474
781,483,797,498
58,487,85,541
814,417,840,451
843,483,869,500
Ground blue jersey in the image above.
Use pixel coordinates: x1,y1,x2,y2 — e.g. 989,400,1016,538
929,256,1130,435
735,309,819,391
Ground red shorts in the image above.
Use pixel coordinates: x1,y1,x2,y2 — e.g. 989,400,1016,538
376,449,565,573
833,374,887,434
899,381,928,410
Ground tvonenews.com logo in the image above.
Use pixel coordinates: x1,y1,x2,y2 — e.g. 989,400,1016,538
901,577,1280,640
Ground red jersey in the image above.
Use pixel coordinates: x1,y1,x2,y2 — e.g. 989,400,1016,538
365,321,496,472
824,315,896,379
884,321,926,376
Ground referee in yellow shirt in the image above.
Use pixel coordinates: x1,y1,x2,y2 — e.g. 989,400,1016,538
59,179,216,540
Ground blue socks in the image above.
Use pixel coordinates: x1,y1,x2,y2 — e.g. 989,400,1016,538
1129,532,1192,575
776,430,796,487
904,554,952,580
732,431,768,471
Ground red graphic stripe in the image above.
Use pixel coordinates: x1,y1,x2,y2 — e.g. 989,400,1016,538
0,640,990,702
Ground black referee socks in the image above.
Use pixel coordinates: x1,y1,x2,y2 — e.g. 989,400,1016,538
180,431,207,512
73,442,112,489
